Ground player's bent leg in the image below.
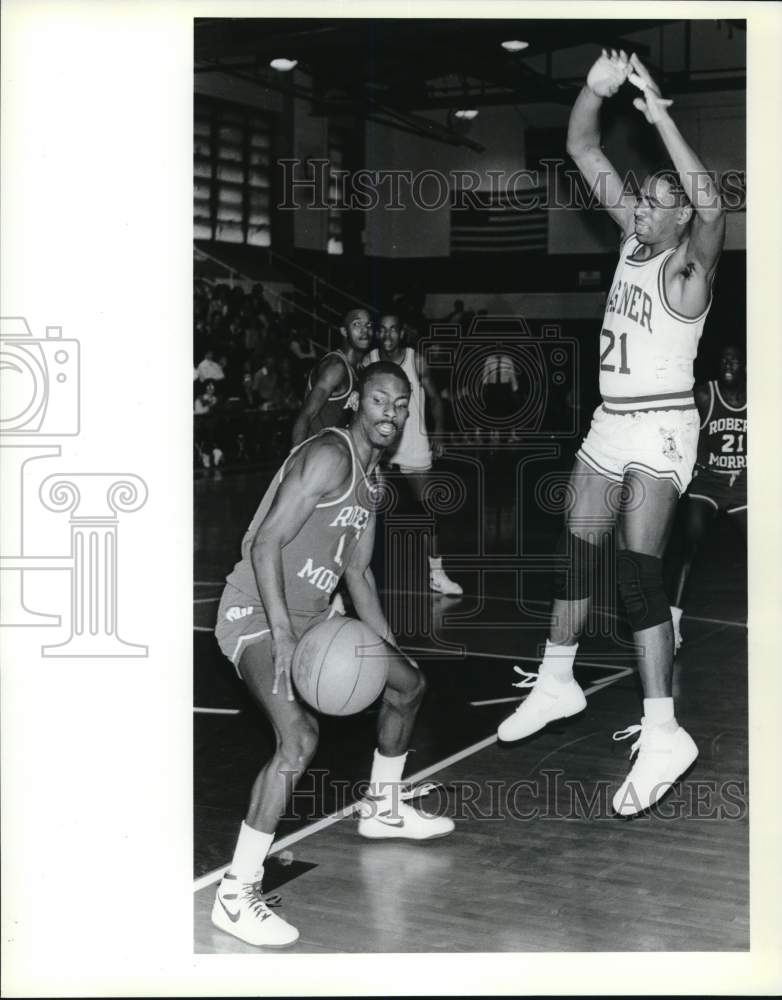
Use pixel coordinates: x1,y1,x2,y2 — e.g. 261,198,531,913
212,639,317,948
670,496,717,650
498,459,613,743
612,473,698,816
407,469,464,596
358,649,454,841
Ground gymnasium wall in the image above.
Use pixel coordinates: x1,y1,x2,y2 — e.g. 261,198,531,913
362,88,745,259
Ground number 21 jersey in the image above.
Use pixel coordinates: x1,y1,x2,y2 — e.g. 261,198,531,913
599,235,711,414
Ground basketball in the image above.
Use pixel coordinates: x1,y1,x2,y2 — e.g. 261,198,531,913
291,616,390,716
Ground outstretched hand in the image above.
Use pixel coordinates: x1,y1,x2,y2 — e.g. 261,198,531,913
586,48,630,98
628,52,674,124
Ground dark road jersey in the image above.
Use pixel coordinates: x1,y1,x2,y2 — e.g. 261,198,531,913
696,380,747,474
600,235,711,414
305,351,357,431
224,428,377,615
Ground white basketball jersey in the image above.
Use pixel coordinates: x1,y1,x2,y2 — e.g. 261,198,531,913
367,347,432,469
599,235,711,414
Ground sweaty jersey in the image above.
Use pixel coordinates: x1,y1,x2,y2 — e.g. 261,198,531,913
600,235,711,414
224,428,376,615
696,380,747,473
304,351,357,431
366,347,432,470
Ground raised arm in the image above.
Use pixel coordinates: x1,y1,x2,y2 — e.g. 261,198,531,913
566,49,636,233
291,357,347,446
250,438,350,698
629,53,725,278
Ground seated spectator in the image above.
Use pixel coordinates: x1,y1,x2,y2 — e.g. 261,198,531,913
251,356,280,408
194,380,220,415
196,349,224,383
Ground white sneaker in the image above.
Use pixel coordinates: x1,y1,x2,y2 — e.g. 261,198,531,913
357,789,455,841
429,570,463,596
612,719,698,816
497,666,587,742
211,872,299,947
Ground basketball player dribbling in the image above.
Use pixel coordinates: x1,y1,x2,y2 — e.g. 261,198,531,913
497,50,726,815
365,312,463,595
668,343,747,651
291,307,372,446
212,362,454,948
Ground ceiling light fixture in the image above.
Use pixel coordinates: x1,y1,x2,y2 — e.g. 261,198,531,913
269,57,298,72
501,40,529,52
453,109,479,120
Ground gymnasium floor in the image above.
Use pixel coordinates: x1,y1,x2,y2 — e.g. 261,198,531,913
193,446,748,953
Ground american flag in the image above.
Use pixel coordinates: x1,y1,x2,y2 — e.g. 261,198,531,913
450,188,548,254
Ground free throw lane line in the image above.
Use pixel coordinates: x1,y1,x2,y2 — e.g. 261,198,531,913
192,663,628,893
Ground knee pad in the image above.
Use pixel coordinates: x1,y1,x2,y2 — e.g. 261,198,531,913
552,531,599,601
616,549,669,631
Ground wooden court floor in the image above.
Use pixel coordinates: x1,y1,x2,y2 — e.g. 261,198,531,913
193,453,748,953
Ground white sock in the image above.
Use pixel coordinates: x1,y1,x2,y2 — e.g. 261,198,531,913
429,556,443,572
368,748,407,801
643,697,675,728
670,606,683,629
539,640,578,682
229,821,274,883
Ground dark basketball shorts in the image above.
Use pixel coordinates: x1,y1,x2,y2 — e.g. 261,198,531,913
688,465,747,514
215,584,340,675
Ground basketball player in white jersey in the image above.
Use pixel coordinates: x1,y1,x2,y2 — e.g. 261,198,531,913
497,51,726,816
668,343,747,651
366,312,463,595
291,308,372,446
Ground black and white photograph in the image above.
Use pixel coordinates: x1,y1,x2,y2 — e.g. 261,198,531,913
2,3,782,996
193,14,750,953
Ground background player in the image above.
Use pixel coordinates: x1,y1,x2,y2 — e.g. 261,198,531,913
497,50,725,816
668,343,747,650
366,312,463,596
212,361,454,948
291,307,372,446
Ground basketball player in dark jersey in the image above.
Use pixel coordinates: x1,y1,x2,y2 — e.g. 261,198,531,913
497,50,726,816
212,362,454,948
668,343,747,650
290,307,372,446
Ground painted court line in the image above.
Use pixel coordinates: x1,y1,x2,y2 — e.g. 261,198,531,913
193,589,746,629
192,662,628,894
379,587,747,630
469,666,634,707
194,707,241,715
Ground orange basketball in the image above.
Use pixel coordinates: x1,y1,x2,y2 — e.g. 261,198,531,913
291,616,390,716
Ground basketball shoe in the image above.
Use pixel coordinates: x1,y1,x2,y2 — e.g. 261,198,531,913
211,872,299,947
429,569,463,596
497,666,587,742
357,791,455,841
612,719,698,816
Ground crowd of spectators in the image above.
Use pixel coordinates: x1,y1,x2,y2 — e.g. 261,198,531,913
193,279,323,469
